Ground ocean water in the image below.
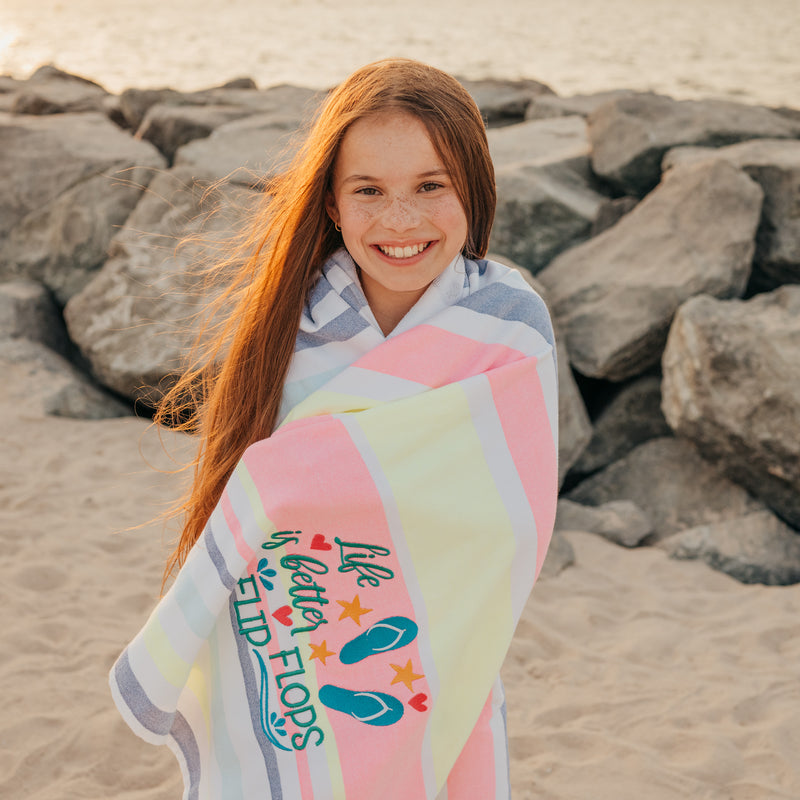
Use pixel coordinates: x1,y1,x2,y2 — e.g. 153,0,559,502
1,0,798,107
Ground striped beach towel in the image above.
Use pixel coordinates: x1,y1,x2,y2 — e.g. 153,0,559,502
110,249,558,799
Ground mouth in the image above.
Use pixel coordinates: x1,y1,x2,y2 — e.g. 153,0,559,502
375,241,433,260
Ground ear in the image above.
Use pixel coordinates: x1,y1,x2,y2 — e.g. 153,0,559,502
325,191,340,226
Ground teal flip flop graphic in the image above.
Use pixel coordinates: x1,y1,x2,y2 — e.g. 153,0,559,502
318,684,404,726
339,616,418,665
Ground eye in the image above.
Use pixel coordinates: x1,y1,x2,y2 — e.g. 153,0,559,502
355,186,380,196
420,182,443,192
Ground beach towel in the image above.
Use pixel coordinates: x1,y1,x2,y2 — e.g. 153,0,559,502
110,250,559,799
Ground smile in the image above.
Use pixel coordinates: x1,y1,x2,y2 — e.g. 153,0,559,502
376,242,432,259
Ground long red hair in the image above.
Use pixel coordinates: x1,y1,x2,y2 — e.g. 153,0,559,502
159,58,497,584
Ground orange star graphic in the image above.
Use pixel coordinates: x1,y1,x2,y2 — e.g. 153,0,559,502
308,640,336,666
337,595,373,626
389,659,424,692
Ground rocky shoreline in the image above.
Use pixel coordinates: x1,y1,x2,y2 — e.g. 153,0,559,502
3,64,799,585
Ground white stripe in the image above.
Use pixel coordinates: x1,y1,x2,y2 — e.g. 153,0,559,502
538,349,559,453
490,678,511,800
322,366,430,401
288,327,379,381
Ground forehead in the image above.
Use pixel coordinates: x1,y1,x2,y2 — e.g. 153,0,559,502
334,112,445,175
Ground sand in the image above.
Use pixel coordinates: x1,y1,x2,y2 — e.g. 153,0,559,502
1,387,799,799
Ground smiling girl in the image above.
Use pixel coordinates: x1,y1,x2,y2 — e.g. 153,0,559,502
111,58,559,799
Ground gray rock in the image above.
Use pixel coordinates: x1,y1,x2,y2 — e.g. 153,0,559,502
660,510,800,586
590,196,639,236
571,375,671,476
487,115,591,176
0,338,130,419
567,437,764,543
661,287,800,529
589,93,800,196
119,87,186,130
137,103,255,161
491,161,605,274
664,139,800,289
64,166,260,401
0,111,166,303
525,89,636,121
0,280,69,356
539,531,575,578
8,64,108,115
537,159,763,381
555,497,652,547
458,78,554,126
174,110,307,185
488,255,592,485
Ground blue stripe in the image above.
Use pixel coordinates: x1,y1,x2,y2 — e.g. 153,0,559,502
113,651,174,736
172,711,202,800
204,526,235,592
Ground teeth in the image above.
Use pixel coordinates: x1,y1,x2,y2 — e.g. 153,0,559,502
379,242,429,258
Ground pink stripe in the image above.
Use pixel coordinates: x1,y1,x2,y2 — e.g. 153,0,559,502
220,485,256,564
445,691,496,798
354,325,525,387
488,356,558,577
242,417,429,799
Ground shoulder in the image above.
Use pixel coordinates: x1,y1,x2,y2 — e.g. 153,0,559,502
460,257,555,349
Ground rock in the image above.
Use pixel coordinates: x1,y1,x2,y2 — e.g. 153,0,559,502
590,196,638,236
458,78,555,126
537,159,763,381
0,280,69,356
525,89,636,121
555,497,652,547
174,109,309,185
119,87,186,130
661,287,800,529
567,437,764,543
491,161,605,274
538,531,575,578
588,93,800,196
0,338,131,419
571,375,671,476
660,510,800,586
0,112,166,304
664,139,800,289
8,65,108,115
487,115,591,176
136,103,254,162
64,166,260,402
488,255,592,485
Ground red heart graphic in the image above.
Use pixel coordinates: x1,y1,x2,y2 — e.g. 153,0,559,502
272,605,293,627
310,534,332,551
409,693,428,712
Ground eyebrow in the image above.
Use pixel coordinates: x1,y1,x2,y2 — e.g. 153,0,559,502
341,168,450,185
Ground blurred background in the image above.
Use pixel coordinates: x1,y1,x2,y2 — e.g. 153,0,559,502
1,0,798,105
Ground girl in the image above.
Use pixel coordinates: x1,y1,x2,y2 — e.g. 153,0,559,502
111,58,558,799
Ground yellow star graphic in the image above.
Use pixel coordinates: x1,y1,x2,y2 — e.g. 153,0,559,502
308,640,336,666
337,595,373,626
389,659,424,692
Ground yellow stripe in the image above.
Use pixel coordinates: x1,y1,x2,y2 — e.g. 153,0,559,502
356,383,515,783
282,390,380,424
143,612,192,689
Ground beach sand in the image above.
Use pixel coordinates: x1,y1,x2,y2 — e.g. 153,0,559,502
1,387,798,799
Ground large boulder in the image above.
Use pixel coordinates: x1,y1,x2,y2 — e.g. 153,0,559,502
570,374,671,476
588,93,800,195
661,287,800,529
458,78,554,126
660,510,800,586
64,166,259,402
663,139,800,289
567,437,764,543
8,65,109,115
537,159,763,381
0,338,130,419
0,280,70,356
0,112,166,304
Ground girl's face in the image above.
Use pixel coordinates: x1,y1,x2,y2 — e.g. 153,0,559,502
326,111,469,334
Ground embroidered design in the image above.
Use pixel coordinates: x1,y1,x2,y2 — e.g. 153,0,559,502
254,650,292,751
318,685,404,727
310,534,333,551
272,605,294,627
339,616,418,664
389,660,424,692
256,557,278,591
308,640,336,666
336,595,373,626
409,693,428,712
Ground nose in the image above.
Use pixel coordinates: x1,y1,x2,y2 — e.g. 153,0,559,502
382,195,420,232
